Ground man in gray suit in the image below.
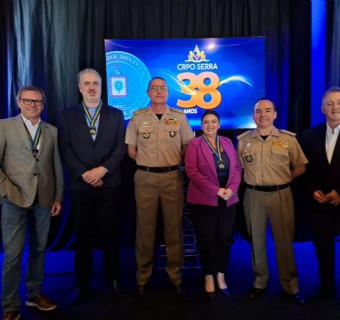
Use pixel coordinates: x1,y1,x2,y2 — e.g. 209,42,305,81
0,85,64,320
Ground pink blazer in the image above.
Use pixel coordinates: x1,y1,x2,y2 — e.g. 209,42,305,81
185,135,242,207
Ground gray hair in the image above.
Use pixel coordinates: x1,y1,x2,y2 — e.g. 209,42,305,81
322,87,340,105
77,68,102,84
16,85,46,103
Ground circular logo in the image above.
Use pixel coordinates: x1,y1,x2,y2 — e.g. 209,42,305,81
106,51,151,120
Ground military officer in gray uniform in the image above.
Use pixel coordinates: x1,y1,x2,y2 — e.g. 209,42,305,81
237,98,308,305
125,76,194,302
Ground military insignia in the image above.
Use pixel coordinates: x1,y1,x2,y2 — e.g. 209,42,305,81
185,45,209,62
143,132,150,139
246,155,252,162
169,107,184,114
165,118,179,126
169,131,176,137
142,121,150,126
273,140,288,149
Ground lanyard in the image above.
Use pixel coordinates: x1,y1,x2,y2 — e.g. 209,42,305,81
22,121,42,157
203,134,222,160
203,134,225,170
83,100,102,135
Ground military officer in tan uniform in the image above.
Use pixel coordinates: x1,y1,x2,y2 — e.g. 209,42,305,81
237,99,308,304
125,76,194,302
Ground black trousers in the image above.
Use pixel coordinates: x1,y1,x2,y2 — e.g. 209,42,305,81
189,202,236,275
70,186,121,287
312,205,340,292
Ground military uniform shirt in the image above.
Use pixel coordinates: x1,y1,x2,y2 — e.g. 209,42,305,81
237,126,308,186
125,106,194,166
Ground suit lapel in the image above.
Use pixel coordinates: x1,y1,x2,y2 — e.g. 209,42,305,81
37,122,51,159
95,106,108,141
14,115,32,152
314,124,329,167
76,104,95,142
330,127,340,167
200,136,218,178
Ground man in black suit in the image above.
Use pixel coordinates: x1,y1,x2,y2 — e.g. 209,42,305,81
300,87,340,299
58,68,126,303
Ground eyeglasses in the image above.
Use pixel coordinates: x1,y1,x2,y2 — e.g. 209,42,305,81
148,85,167,92
19,98,44,106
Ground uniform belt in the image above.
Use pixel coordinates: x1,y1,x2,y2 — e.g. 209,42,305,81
137,165,179,173
245,183,289,192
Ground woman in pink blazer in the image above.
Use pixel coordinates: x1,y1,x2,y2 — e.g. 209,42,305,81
185,110,242,300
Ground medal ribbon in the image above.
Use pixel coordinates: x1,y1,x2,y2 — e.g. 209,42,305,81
203,134,222,162
83,100,102,129
22,121,42,155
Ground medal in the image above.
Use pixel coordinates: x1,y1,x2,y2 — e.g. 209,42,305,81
89,127,96,135
217,161,225,170
203,134,225,171
22,120,42,158
83,101,102,137
32,149,39,158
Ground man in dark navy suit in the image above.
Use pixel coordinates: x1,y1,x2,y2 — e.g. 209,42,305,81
58,68,126,304
300,87,340,299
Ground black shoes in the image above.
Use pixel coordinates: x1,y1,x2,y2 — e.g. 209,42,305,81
108,280,126,299
174,285,189,302
219,287,231,297
285,293,306,305
132,285,146,302
68,287,90,306
204,290,216,301
247,287,267,300
132,284,188,302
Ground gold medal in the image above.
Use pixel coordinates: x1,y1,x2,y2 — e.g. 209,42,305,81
89,127,96,135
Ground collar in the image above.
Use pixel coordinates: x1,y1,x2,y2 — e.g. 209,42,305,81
326,122,340,134
20,114,41,127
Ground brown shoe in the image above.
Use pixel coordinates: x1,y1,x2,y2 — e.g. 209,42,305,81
26,293,57,311
2,311,20,320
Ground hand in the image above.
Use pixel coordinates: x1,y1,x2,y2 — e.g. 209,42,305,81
217,188,233,201
325,190,340,206
313,190,329,203
82,166,107,185
51,201,62,216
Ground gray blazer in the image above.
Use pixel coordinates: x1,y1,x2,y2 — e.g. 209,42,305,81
0,115,64,208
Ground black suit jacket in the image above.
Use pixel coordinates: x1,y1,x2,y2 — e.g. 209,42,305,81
58,103,126,190
300,123,340,208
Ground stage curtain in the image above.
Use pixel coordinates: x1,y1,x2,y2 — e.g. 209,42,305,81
0,0,313,249
326,0,340,87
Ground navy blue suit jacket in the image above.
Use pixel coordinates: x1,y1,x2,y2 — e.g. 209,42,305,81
58,103,126,190
300,123,340,203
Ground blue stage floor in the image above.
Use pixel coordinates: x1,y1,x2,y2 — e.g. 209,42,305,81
1,238,340,320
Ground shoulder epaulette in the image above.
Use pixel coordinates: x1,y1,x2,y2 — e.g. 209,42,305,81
169,107,184,114
133,107,148,116
279,129,296,136
237,130,251,140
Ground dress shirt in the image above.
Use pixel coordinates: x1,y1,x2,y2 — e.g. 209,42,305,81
20,114,42,150
325,123,340,163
